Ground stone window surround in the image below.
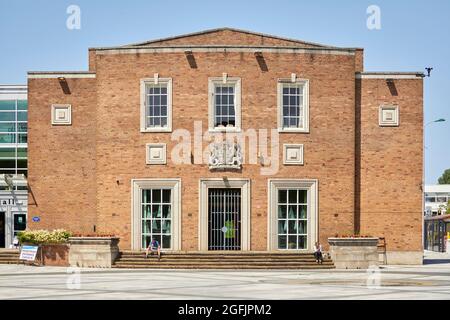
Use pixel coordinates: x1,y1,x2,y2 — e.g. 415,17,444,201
277,79,310,133
267,179,318,252
208,77,242,133
198,178,251,251
131,179,181,251
140,77,173,133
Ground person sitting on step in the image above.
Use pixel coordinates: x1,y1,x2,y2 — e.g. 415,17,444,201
313,242,323,264
145,237,161,261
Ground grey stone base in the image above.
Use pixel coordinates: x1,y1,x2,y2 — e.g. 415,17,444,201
68,237,120,268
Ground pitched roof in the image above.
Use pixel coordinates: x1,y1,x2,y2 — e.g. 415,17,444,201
122,27,334,48
88,27,350,51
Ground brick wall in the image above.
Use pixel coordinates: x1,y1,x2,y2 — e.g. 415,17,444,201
28,77,97,234
357,77,423,252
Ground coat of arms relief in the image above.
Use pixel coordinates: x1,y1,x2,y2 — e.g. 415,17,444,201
208,141,243,170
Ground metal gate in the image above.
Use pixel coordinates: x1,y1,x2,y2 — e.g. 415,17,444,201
208,188,241,250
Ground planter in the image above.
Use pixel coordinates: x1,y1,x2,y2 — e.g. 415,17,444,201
68,237,120,268
40,244,70,266
328,237,379,269
21,243,70,267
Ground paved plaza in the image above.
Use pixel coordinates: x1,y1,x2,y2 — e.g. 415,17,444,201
0,251,449,300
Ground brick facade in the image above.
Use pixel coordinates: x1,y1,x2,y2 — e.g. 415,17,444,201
27,28,424,263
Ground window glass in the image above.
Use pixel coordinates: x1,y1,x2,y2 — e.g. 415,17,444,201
17,100,28,111
0,101,15,111
141,188,172,250
214,84,236,128
0,123,16,132
0,134,15,143
146,83,168,129
281,83,304,129
0,113,15,122
277,188,308,250
17,112,27,122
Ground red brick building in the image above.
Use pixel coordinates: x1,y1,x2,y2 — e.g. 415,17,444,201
27,28,424,264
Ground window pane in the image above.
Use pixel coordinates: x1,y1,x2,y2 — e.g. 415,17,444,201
162,220,171,234
152,205,161,218
152,220,161,233
162,190,171,203
278,235,287,249
162,205,171,218
17,159,27,169
0,123,15,132
299,190,307,204
0,113,15,121
288,235,297,249
0,134,15,143
278,220,287,234
0,159,16,168
299,205,307,219
17,112,27,122
17,100,27,111
18,123,27,133
298,236,307,249
278,205,287,219
162,235,171,249
142,205,151,218
288,190,297,203
142,220,151,234
278,190,287,203
288,205,297,219
0,101,15,111
152,189,161,202
18,134,27,143
0,148,16,158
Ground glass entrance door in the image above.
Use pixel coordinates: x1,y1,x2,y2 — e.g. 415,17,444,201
208,188,241,251
0,212,5,248
13,214,26,238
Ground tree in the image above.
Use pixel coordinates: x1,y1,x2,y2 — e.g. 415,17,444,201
438,169,450,184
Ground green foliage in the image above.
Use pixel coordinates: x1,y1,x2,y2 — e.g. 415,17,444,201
17,229,72,245
438,169,450,184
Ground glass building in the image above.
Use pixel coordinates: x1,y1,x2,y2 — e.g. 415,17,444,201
0,85,27,248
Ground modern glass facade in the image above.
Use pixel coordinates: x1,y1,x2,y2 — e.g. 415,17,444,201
0,99,27,183
0,85,27,248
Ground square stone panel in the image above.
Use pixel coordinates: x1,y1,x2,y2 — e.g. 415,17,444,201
379,105,399,127
51,104,72,125
283,144,304,165
146,143,167,165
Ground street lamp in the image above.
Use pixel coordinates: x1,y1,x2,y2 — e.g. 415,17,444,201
425,118,446,126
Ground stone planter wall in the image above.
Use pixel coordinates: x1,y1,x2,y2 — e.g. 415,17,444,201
328,238,379,269
68,237,120,268
41,244,70,266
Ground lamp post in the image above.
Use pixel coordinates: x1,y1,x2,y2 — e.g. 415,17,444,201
425,118,446,127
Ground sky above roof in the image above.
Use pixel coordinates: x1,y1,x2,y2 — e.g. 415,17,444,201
0,0,448,183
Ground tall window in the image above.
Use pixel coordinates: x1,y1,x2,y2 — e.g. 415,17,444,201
277,80,309,133
140,78,172,132
277,189,308,250
0,99,28,181
208,77,241,131
141,189,172,250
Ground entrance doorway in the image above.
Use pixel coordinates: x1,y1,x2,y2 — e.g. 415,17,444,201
208,188,241,251
0,212,5,248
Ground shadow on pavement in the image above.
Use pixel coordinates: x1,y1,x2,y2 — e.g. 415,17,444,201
424,259,450,265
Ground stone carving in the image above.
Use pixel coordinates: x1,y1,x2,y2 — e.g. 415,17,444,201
209,141,243,170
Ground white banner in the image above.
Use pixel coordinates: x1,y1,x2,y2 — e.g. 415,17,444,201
19,245,39,261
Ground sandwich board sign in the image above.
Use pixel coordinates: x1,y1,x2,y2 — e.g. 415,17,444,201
19,245,39,261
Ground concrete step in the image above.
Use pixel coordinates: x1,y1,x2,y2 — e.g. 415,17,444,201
117,257,331,263
113,264,335,269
